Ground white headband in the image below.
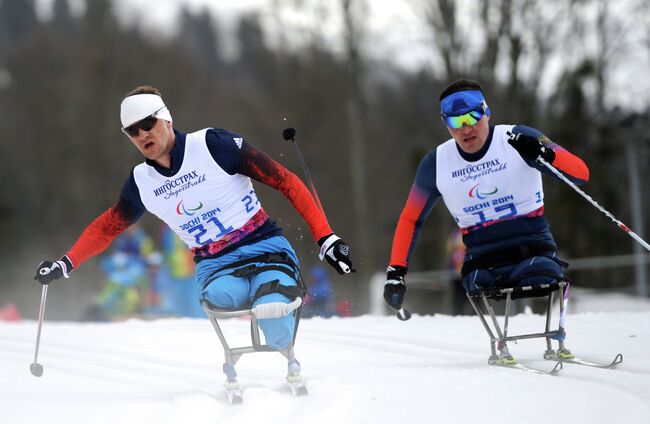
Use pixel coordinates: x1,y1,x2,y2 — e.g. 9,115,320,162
120,93,173,128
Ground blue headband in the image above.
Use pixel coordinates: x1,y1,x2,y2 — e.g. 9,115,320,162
440,90,490,117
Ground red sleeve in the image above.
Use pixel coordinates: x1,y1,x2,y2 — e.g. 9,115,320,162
389,151,441,269
551,147,590,183
65,204,134,268
389,185,430,268
238,143,332,241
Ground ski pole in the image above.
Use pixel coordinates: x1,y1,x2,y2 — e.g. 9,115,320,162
538,157,650,252
396,307,411,321
30,284,48,377
282,127,351,273
282,127,325,212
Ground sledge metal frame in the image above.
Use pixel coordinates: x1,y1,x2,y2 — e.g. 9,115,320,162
201,268,305,382
201,300,303,380
466,280,570,361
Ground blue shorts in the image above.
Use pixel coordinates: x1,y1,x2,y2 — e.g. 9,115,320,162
196,236,300,350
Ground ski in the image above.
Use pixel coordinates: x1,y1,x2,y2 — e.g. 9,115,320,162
286,359,308,396
545,352,623,369
223,378,307,403
492,360,563,375
224,380,243,405
286,374,309,396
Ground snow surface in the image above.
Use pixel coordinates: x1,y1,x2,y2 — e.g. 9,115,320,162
2,303,650,424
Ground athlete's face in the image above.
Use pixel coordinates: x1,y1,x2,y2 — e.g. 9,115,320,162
127,118,175,167
446,114,490,154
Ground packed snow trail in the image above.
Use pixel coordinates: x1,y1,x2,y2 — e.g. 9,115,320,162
1,312,649,424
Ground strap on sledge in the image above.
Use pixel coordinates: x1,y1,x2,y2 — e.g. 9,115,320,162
461,242,565,277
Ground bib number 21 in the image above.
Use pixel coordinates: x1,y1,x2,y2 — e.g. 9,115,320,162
188,215,234,245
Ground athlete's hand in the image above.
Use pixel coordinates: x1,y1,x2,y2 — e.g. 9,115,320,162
383,265,407,310
34,256,73,285
318,234,356,274
508,132,555,163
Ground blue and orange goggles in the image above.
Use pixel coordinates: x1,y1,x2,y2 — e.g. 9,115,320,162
441,109,485,129
440,89,490,129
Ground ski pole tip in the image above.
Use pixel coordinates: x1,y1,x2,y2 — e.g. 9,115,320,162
396,308,411,321
30,362,43,377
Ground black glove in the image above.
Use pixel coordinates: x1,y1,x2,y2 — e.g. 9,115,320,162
507,132,556,163
318,234,356,275
383,265,407,310
34,256,73,285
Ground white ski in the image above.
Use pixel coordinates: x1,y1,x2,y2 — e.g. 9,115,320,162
286,374,309,396
545,353,623,369
493,360,563,375
224,380,243,405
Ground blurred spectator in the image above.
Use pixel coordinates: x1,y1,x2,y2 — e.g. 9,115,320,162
83,225,153,321
334,300,353,317
161,226,203,317
0,303,21,321
302,265,336,318
446,228,469,315
142,251,176,316
94,251,147,318
113,224,154,259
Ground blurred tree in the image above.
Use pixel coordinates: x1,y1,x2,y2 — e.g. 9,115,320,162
0,0,38,61
178,7,222,73
341,0,372,273
419,0,461,80
51,0,76,33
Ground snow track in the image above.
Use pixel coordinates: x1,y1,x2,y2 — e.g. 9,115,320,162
1,313,649,423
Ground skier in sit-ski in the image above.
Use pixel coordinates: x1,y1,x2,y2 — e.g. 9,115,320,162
383,79,589,363
34,85,355,380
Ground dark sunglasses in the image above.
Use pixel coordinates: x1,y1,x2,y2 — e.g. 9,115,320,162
122,107,164,137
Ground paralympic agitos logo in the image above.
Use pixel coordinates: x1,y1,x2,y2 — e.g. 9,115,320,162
176,199,204,216
468,183,498,199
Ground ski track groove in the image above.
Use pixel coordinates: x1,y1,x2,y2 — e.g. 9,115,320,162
1,326,310,405
554,364,650,405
